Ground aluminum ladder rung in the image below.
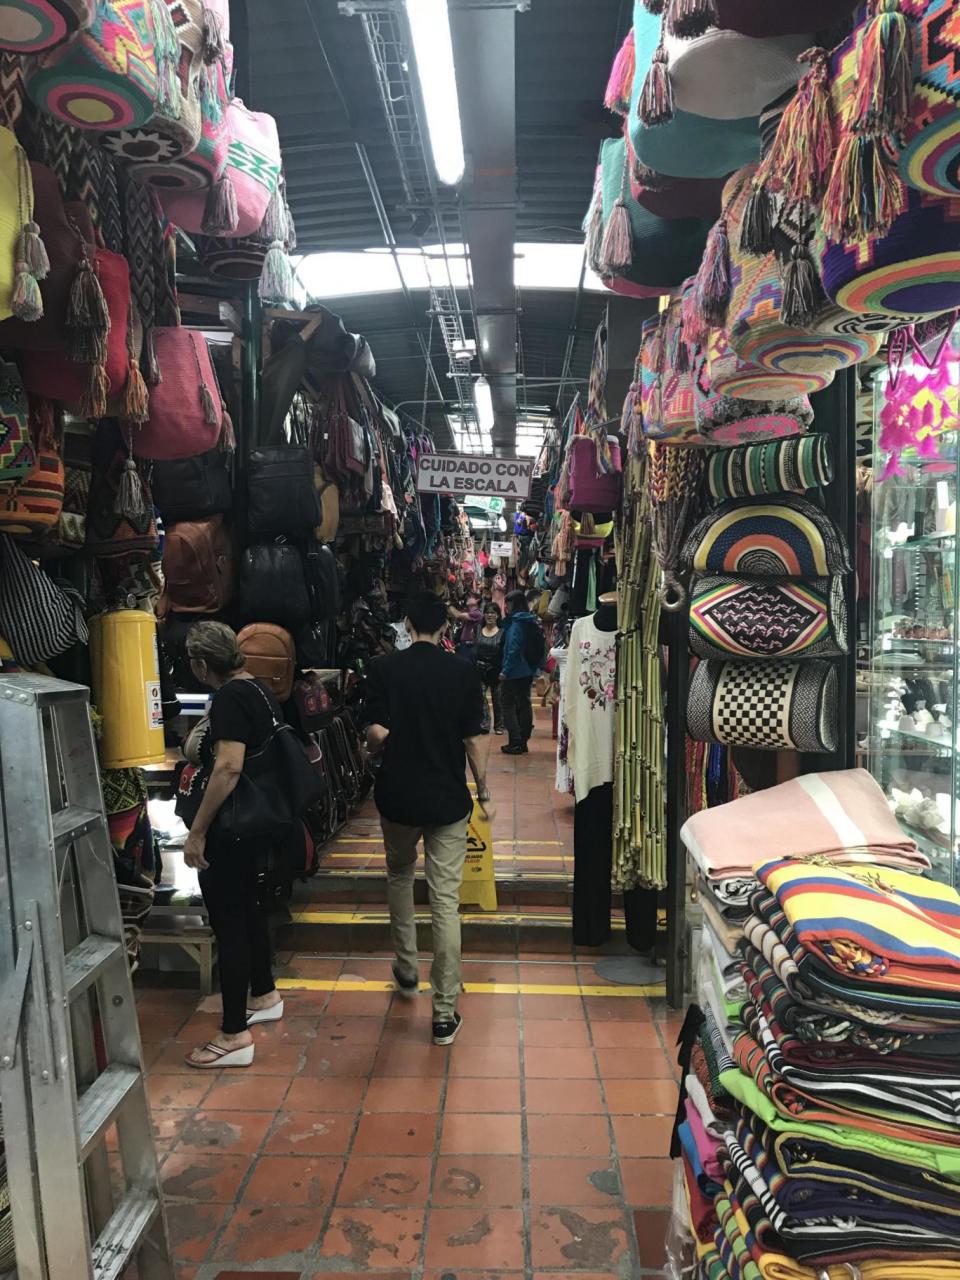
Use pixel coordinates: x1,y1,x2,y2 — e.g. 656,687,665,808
51,805,102,846
78,1065,140,1159
64,933,124,1001
91,1191,160,1280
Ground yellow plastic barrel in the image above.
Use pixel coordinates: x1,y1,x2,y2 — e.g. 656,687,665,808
89,609,165,768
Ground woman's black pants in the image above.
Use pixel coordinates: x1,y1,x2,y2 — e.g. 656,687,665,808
199,836,276,1034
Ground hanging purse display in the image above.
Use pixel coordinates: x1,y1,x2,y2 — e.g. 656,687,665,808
693,345,813,445
567,435,622,513
0,396,64,536
24,0,163,132
149,446,231,523
642,294,709,445
238,542,312,629
0,126,39,325
706,435,834,501
57,454,91,549
130,326,223,459
705,326,824,402
629,163,726,222
687,657,839,753
0,360,36,483
0,529,87,664
682,494,852,578
0,0,94,52
84,420,157,556
689,575,849,660
247,445,323,538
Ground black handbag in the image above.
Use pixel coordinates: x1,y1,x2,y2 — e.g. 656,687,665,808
247,446,322,538
304,539,340,621
151,450,232,525
238,543,311,627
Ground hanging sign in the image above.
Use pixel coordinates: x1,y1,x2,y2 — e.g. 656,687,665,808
490,540,514,559
417,452,533,499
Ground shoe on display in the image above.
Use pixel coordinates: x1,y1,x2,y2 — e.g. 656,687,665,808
433,1012,463,1046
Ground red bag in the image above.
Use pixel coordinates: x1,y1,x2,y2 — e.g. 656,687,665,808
157,514,234,615
568,436,622,513
130,327,223,460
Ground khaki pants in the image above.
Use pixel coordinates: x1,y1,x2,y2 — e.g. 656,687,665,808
381,814,469,1021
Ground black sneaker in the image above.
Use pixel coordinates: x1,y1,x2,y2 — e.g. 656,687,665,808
392,964,419,999
433,1012,463,1046
501,744,525,755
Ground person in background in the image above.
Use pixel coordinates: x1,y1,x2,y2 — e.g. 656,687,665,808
500,588,546,756
475,602,505,734
448,591,482,657
363,591,494,1045
181,621,284,1070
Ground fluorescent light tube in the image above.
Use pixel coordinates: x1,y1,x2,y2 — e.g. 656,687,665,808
405,0,465,186
474,375,494,435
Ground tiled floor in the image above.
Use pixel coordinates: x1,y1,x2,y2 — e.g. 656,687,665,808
138,710,679,1279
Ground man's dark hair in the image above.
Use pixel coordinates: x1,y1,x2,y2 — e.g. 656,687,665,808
505,589,527,613
405,591,448,636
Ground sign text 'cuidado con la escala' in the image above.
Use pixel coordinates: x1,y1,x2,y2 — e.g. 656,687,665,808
416,453,533,499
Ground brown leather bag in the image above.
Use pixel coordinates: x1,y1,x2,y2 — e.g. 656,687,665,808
314,462,339,543
237,623,296,702
158,514,234,616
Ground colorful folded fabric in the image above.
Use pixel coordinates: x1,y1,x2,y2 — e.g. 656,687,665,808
757,858,960,994
687,1072,725,1137
680,1118,723,1197
683,769,929,881
687,1096,726,1179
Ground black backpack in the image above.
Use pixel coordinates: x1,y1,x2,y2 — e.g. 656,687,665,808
151,450,232,525
238,543,312,628
522,618,546,670
304,539,340,621
247,446,322,538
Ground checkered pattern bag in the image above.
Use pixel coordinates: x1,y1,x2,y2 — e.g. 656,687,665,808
687,657,839,752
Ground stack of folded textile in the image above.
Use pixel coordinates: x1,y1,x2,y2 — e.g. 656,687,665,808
674,772,960,1280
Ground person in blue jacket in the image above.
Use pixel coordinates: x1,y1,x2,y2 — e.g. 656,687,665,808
499,589,546,755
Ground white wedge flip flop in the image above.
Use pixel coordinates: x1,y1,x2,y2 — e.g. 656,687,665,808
246,1000,284,1026
185,1041,254,1069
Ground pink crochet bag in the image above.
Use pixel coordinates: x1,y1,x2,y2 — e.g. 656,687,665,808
131,326,223,459
568,436,622,513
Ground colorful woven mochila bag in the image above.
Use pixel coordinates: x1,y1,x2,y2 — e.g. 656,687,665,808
643,290,710,445
693,343,813,445
23,0,172,132
710,0,860,37
0,0,94,52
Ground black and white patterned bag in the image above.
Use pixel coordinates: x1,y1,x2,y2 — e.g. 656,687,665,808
687,658,838,753
0,532,88,666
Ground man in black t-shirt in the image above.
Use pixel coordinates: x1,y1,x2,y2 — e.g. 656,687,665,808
363,591,493,1045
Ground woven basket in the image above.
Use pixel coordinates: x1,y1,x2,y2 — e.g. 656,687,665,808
24,0,159,131
194,233,265,280
0,0,93,52
131,325,222,459
693,345,812,446
707,327,829,402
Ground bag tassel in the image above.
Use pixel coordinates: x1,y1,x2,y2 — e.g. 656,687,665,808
851,0,913,138
599,198,632,274
67,253,110,365
123,359,150,422
739,182,776,255
17,220,49,282
219,406,236,452
144,325,161,386
604,30,636,115
81,362,108,419
633,161,664,192
200,62,223,123
780,243,824,328
199,379,219,426
260,183,287,243
638,43,674,127
201,5,225,63
697,217,730,327
115,457,147,521
259,241,295,304
667,0,718,39
149,0,182,118
11,254,42,321
585,196,604,274
780,48,834,205
822,130,904,243
202,173,238,234
675,333,690,373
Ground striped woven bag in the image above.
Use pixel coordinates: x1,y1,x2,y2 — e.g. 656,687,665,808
0,0,94,52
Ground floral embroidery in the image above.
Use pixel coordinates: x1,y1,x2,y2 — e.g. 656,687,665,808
577,638,616,711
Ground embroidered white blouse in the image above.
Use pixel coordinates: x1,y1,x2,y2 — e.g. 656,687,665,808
563,614,617,804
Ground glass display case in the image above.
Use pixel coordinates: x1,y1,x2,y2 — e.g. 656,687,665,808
866,359,960,888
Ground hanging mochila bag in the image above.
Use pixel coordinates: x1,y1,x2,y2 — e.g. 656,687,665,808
687,657,839,753
568,435,622,512
0,0,95,53
0,395,63,535
711,1,859,37
692,344,813,446
0,127,45,326
157,512,233,615
681,493,852,578
0,360,36,483
645,287,710,445
688,574,849,660
705,434,834,501
130,326,223,459
23,0,166,132
84,419,157,556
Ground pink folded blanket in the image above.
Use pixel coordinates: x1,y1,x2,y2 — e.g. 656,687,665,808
680,769,929,879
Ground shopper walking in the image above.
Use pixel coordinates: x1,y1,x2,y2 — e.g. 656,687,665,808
363,591,493,1045
500,588,546,755
475,602,505,734
180,622,283,1070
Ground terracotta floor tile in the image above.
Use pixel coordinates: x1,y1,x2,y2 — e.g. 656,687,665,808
634,1206,670,1269
447,1045,520,1078
612,1115,675,1159
620,1157,675,1208
527,1114,612,1158
362,1075,443,1112
455,1017,522,1046
252,1016,321,1044
440,1113,522,1155
603,1078,679,1116
173,1013,222,1044
528,1157,624,1209
526,1078,605,1115
372,1042,450,1077
283,1077,366,1113
525,1046,597,1079
319,1209,425,1269
424,1208,526,1271
323,990,395,1018
590,1020,664,1049
262,1111,357,1157
444,1077,522,1114
524,1018,591,1048
203,1075,290,1112
216,1205,319,1263
165,1202,228,1262
520,995,585,1020
314,1015,386,1045
172,1110,274,1155
531,1274,619,1280
585,997,653,1022
242,1155,343,1206
529,1207,630,1271
279,956,344,980
595,1046,675,1079
431,1155,523,1207
147,1075,211,1111
461,993,520,1016
311,1274,410,1280
519,963,581,985
161,1152,252,1203
352,1112,438,1156
337,1155,432,1208
304,1041,380,1079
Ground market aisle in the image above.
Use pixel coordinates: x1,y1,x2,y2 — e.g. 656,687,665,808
139,709,680,1279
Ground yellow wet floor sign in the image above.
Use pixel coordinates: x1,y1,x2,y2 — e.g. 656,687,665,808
460,788,498,911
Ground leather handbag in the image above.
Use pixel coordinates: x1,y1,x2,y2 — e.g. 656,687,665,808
149,447,231,524
567,435,622,513
24,0,162,132
0,0,94,52
237,623,295,702
131,326,223,459
706,435,833,500
687,656,839,752
0,396,63,535
689,575,849,660
681,494,852,578
247,445,322,538
0,361,36,483
238,542,311,628
157,513,233,615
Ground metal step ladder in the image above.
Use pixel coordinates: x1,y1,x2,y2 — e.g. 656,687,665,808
0,675,173,1280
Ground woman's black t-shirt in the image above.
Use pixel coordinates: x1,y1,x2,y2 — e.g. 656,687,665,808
207,678,280,759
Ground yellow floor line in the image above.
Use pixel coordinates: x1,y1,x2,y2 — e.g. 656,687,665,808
327,839,565,848
276,977,665,998
313,867,572,882
325,852,569,864
290,908,622,929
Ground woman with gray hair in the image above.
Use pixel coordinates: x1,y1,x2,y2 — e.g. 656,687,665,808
180,620,284,1069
